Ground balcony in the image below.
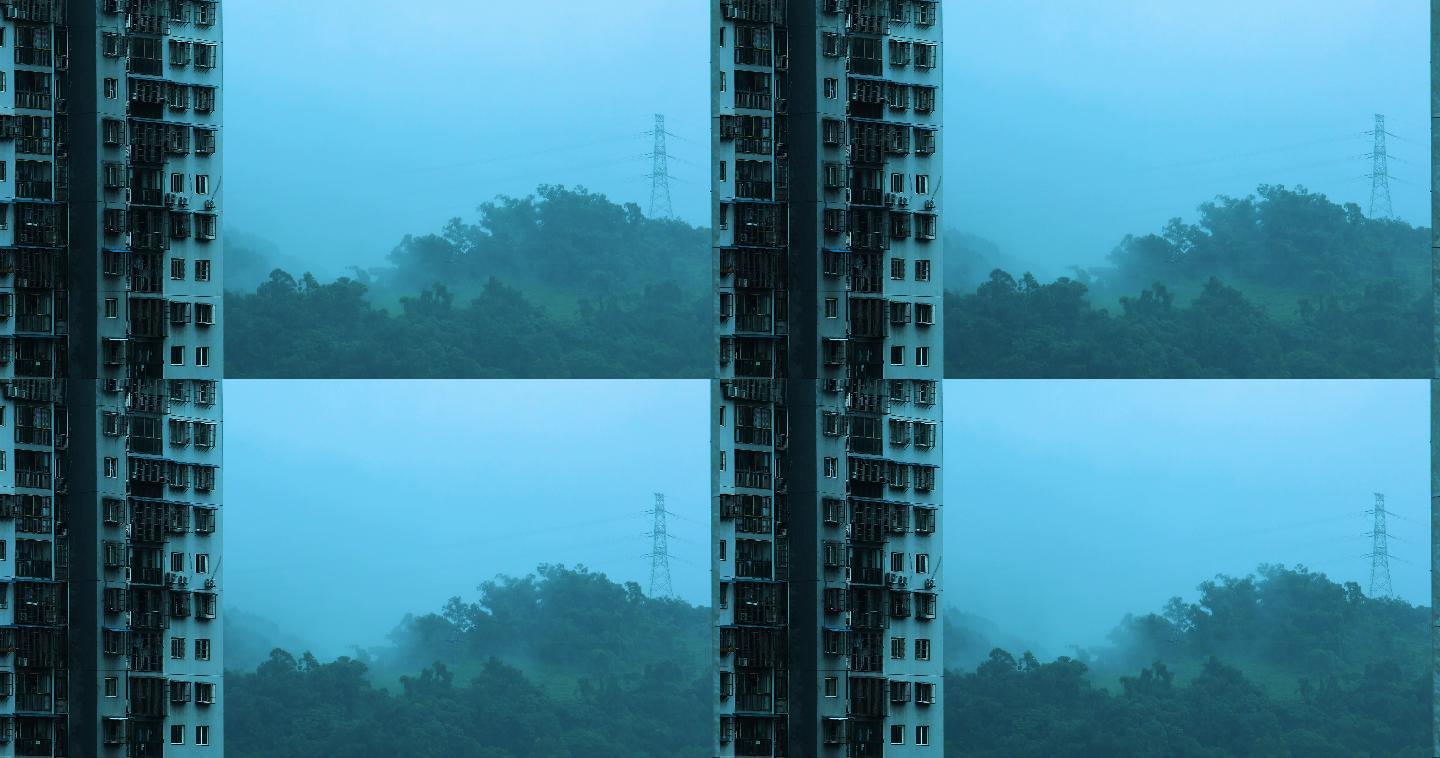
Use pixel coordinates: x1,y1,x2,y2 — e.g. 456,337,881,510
734,91,771,111
15,693,48,712
735,471,771,490
13,92,49,111
735,559,772,579
13,471,48,490
736,693,772,712
735,739,773,756
15,560,50,579
14,314,48,334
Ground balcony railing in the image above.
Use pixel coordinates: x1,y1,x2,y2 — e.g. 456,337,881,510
735,739,774,757
13,92,49,111
14,470,49,489
735,91,771,110
735,471,772,490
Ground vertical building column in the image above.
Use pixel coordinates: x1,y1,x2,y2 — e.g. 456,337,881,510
714,1,943,756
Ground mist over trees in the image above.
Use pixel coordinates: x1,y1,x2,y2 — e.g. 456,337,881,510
222,184,1429,378
224,564,1427,758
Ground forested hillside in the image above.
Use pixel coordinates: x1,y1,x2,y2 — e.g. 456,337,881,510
226,564,1428,758
223,184,1429,378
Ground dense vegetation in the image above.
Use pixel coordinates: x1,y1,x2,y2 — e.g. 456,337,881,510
225,186,710,378
226,564,1427,758
948,186,1429,377
224,184,1429,378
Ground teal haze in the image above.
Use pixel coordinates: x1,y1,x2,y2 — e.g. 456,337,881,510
222,0,1428,280
221,380,1427,658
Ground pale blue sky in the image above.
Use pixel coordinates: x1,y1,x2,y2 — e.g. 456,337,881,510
223,379,1429,658
223,0,1429,280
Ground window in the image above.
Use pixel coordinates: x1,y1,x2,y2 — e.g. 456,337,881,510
195,43,217,69
104,677,118,697
824,298,838,318
170,725,185,745
823,497,844,525
195,174,210,194
916,725,931,746
891,552,904,572
171,637,185,659
195,259,211,281
822,118,843,145
718,540,726,561
195,303,215,325
915,346,930,367
915,259,931,281
890,258,905,280
196,682,215,705
915,174,930,194
890,172,904,193
170,172,185,193
916,553,930,573
104,298,118,318
891,636,906,659
916,682,935,704
915,42,938,69
718,71,725,92
916,302,934,325
104,457,117,478
196,553,209,573
170,346,184,365
718,450,725,471
891,725,905,745
823,77,838,99
195,638,211,660
915,638,931,660
104,78,117,98
196,725,211,746
170,258,185,279
718,160,726,182
890,346,904,365
170,551,184,572
824,677,838,697
824,457,838,478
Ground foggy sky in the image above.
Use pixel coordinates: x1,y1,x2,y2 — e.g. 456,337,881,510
222,1,1429,281
223,379,1429,659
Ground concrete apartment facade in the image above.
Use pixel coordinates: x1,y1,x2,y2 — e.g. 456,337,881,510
0,1,225,755
712,1,943,755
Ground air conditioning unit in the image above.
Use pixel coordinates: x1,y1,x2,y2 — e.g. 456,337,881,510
178,197,189,208
924,578,936,589
898,197,909,207
203,578,216,590
203,199,216,210
923,199,936,210
884,193,896,205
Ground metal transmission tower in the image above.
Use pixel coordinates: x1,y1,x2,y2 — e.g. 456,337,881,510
645,493,675,597
646,113,674,218
1366,492,1394,598
1365,114,1393,219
